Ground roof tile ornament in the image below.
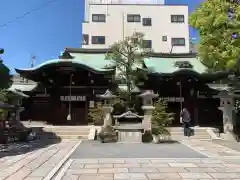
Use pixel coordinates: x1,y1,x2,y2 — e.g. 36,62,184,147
99,89,116,99
58,51,73,59
174,61,193,69
114,111,143,119
139,90,158,98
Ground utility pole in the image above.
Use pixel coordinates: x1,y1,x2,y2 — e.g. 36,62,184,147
30,55,36,68
0,48,4,62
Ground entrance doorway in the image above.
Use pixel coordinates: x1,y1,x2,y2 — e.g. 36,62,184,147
61,101,87,125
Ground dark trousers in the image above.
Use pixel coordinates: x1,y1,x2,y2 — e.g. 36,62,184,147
183,122,191,137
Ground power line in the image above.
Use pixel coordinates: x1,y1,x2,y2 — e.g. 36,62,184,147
0,0,57,28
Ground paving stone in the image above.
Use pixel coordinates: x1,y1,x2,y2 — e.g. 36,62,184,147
84,163,113,168
114,173,147,180
61,174,79,180
168,163,198,168
150,159,176,163
175,159,203,163
141,163,169,168
158,167,188,172
179,172,213,179
79,174,113,180
0,177,7,180
23,177,43,180
209,172,240,178
69,163,85,169
98,159,125,164
196,163,225,168
98,168,128,173
186,167,217,173
201,159,224,164
67,168,98,174
5,167,32,180
129,167,159,173
72,159,98,164
146,172,181,179
29,167,52,177
125,159,150,164
223,163,240,168
214,167,240,172
114,163,140,168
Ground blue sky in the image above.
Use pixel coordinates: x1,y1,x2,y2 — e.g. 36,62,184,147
0,0,203,73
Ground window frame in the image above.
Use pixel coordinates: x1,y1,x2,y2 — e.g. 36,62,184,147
143,40,152,49
127,14,141,23
91,36,106,45
142,18,152,26
171,38,186,46
82,34,89,45
171,15,185,23
162,36,168,42
92,14,106,22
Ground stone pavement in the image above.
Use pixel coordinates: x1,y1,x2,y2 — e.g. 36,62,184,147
2,139,240,180
0,140,80,180
56,140,240,180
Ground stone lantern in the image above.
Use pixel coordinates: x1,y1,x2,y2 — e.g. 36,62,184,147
99,89,116,127
139,90,158,130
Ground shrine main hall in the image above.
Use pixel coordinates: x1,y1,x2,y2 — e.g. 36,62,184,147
11,48,229,128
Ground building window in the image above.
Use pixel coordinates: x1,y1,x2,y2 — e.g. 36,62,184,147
171,38,185,46
92,14,106,22
171,15,184,23
162,36,167,42
82,34,89,45
143,40,152,49
92,36,105,44
142,18,152,26
127,14,141,22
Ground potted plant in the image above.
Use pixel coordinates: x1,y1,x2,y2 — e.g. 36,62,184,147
151,99,174,143
142,130,153,143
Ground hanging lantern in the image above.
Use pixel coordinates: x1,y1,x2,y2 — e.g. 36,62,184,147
67,114,71,121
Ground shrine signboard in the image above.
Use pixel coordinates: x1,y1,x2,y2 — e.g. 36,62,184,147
159,97,184,102
60,96,86,101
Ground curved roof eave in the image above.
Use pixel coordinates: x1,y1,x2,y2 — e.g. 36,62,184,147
15,59,114,75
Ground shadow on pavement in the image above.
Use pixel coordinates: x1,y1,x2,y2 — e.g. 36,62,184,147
0,127,61,158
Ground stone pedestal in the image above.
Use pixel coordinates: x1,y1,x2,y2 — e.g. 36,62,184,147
102,106,113,127
114,124,143,143
139,90,158,131
142,106,155,131
99,90,116,128
218,96,235,141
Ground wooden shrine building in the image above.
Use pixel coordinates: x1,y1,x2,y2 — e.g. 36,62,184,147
12,48,229,127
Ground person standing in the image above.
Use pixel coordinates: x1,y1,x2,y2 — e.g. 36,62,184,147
180,108,192,137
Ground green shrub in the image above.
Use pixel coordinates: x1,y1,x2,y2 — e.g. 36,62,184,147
88,103,104,125
151,99,174,136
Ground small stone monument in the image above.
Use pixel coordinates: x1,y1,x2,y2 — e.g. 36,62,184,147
114,111,144,143
139,90,158,131
99,89,116,128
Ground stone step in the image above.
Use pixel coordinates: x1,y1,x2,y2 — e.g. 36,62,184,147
40,134,88,139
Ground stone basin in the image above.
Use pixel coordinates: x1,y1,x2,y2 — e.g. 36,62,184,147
114,123,144,143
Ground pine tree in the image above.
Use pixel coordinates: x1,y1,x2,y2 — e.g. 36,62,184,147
151,99,174,135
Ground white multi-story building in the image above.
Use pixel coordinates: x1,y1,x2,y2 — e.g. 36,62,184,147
82,0,189,53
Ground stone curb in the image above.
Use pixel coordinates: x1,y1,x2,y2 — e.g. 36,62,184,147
43,140,82,180
53,159,73,180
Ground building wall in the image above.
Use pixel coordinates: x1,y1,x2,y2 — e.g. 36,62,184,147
82,3,189,53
